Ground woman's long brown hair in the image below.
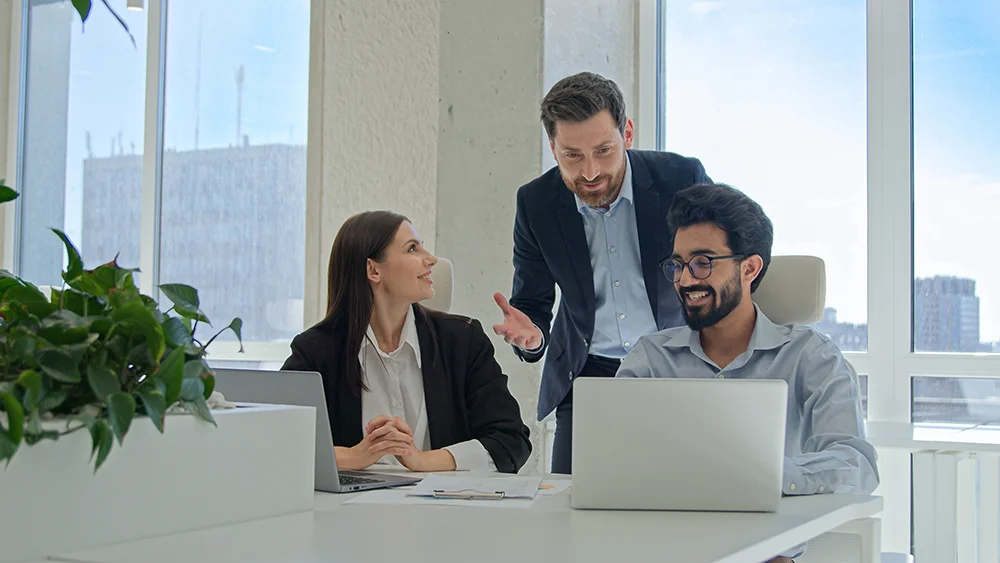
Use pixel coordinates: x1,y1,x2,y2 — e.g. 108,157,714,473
323,210,408,395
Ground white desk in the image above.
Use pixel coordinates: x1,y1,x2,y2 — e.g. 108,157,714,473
867,421,1000,563
48,476,881,563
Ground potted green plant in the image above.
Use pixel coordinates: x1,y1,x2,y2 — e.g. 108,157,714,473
0,179,243,472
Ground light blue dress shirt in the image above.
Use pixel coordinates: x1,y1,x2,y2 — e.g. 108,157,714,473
616,305,879,497
574,155,658,359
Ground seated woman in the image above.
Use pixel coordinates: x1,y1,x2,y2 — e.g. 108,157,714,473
282,211,531,473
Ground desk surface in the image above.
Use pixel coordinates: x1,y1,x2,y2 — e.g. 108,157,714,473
867,421,1000,453
52,475,881,563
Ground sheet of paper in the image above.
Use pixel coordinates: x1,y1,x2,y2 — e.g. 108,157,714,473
342,488,534,509
406,474,543,499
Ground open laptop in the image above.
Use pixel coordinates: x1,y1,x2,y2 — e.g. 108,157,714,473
571,377,788,512
212,368,421,493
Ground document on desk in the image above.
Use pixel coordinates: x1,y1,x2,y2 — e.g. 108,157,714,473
407,474,543,500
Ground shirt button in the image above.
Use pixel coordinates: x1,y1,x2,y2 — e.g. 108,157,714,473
718,374,725,379
789,483,797,492
619,313,626,319
818,486,825,493
605,211,611,217
568,371,574,380
624,341,631,347
614,280,621,287
609,246,616,253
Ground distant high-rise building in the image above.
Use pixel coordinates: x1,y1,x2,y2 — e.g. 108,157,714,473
82,143,307,343
814,307,867,351
914,276,980,352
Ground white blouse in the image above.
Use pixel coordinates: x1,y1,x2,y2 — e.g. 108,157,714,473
358,308,495,471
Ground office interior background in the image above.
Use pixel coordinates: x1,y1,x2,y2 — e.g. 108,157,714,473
0,0,997,555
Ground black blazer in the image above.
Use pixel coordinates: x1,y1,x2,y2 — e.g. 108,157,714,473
509,149,711,420
281,304,531,474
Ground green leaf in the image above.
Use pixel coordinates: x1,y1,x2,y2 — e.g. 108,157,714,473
4,284,56,318
162,316,194,348
38,309,92,344
54,288,107,318
87,365,120,401
88,419,114,472
51,228,86,283
106,286,142,308
159,346,185,406
0,182,18,204
138,386,167,432
202,373,215,400
106,392,136,445
36,389,68,413
111,301,165,361
182,396,216,426
36,349,81,383
0,431,16,464
61,333,99,364
71,0,92,23
158,284,211,324
16,369,42,407
227,318,244,353
9,335,37,361
179,377,204,402
182,359,208,380
0,391,25,445
22,410,58,445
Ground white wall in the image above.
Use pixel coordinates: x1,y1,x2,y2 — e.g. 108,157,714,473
306,0,640,472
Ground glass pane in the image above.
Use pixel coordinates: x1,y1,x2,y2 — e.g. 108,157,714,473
662,1,867,350
913,1,1000,353
19,2,146,284
913,376,1000,425
159,1,310,344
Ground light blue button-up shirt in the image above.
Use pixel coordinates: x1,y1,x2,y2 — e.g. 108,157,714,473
617,305,879,497
574,155,658,359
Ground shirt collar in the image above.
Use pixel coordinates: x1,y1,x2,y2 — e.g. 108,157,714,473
662,303,790,355
359,305,422,368
574,152,634,213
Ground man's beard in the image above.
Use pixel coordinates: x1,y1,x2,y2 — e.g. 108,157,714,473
679,268,743,331
564,159,626,208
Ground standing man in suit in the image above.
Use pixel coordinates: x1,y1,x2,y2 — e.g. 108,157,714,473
492,71,711,473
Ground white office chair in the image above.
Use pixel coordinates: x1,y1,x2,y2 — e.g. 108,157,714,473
753,256,913,563
422,257,453,313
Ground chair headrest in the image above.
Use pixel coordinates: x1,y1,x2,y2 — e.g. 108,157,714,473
751,255,826,325
422,257,453,313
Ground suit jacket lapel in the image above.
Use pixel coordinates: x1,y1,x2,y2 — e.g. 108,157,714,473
414,307,453,450
629,152,662,321
553,180,596,308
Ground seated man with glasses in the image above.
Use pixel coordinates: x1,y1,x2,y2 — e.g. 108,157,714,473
617,183,878,563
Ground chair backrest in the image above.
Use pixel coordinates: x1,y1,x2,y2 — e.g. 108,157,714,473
752,255,826,325
422,257,453,313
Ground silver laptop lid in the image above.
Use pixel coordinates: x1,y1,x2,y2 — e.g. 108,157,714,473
571,377,787,512
212,368,340,492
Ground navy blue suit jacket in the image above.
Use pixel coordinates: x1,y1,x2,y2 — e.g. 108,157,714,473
509,149,711,420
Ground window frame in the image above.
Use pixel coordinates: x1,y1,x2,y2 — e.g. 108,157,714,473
2,0,319,363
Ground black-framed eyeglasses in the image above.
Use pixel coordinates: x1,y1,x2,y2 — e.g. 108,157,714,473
661,254,744,283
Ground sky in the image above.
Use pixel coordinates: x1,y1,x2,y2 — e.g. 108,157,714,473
663,0,1000,344
44,0,309,257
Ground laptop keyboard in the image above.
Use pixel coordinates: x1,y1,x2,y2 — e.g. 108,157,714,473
340,474,383,486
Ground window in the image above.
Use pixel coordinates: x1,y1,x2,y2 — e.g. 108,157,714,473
913,0,1000,353
14,1,310,356
660,0,868,351
913,376,1000,425
159,0,310,344
17,1,146,284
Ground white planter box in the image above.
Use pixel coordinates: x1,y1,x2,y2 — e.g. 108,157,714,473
0,404,316,563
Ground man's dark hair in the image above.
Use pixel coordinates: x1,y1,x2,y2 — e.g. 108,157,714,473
540,72,627,140
667,183,774,292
